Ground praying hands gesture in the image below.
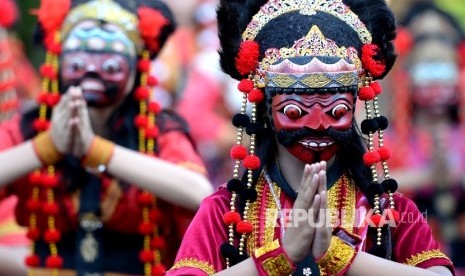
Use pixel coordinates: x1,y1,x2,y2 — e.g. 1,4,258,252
282,161,332,263
49,86,95,159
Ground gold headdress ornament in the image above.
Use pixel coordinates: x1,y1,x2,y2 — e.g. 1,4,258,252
61,0,141,51
242,0,372,44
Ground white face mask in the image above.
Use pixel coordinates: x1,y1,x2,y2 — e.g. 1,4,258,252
410,62,459,86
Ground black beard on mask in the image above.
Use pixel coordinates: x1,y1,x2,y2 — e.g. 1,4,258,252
61,72,121,108
275,126,356,148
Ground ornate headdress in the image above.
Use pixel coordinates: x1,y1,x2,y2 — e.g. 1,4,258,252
26,0,175,275
217,0,399,268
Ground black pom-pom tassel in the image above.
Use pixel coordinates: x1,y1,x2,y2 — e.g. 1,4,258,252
361,119,378,135
367,182,384,198
382,179,398,192
232,114,251,128
246,123,263,136
220,243,238,259
375,116,389,130
241,188,258,202
227,179,244,193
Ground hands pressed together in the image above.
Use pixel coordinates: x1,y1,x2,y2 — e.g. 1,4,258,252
49,86,95,159
282,161,332,263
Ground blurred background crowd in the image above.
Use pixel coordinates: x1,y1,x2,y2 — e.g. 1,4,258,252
0,0,464,274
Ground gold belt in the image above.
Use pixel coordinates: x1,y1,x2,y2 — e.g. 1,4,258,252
29,268,138,276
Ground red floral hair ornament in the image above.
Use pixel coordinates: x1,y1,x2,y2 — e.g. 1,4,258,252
394,27,413,56
361,44,386,78
235,41,260,76
0,0,18,29
33,0,71,34
137,7,169,53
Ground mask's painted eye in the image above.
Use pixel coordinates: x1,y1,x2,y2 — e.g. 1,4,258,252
69,58,85,72
331,104,349,119
102,59,121,74
284,104,302,119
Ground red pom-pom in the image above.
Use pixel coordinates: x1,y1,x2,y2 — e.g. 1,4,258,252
223,211,241,225
139,222,154,235
361,44,386,78
0,0,18,29
145,126,160,139
363,151,380,166
45,255,63,269
36,0,71,34
230,145,248,160
147,76,159,86
137,7,169,53
42,202,59,216
27,228,41,240
150,237,166,250
33,118,50,131
138,60,151,72
149,209,163,223
378,147,392,161
43,35,62,55
36,92,48,104
243,155,261,170
26,199,42,212
236,220,253,234
394,27,413,56
25,254,41,267
41,174,60,189
151,264,167,276
46,94,61,107
358,86,375,101
44,229,61,243
148,101,161,114
370,81,383,95
370,214,385,227
235,41,260,76
134,115,149,128
139,249,154,263
248,88,264,103
237,79,254,93
28,172,43,186
39,64,57,79
389,209,400,224
135,87,150,101
138,192,154,206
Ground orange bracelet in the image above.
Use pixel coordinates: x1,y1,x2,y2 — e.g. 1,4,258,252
32,132,62,166
82,136,115,169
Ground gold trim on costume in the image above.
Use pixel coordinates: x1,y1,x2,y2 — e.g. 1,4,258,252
404,249,450,267
327,174,356,233
247,175,265,253
317,236,355,275
170,258,216,275
242,0,372,44
262,254,294,276
254,239,281,258
341,175,356,232
264,181,280,247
